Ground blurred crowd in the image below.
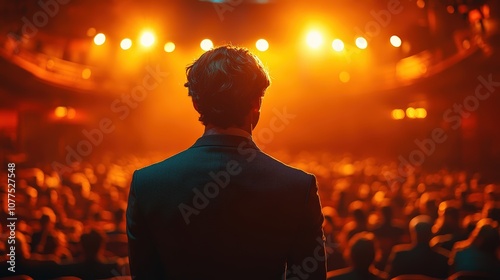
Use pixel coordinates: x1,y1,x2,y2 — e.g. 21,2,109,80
0,153,499,280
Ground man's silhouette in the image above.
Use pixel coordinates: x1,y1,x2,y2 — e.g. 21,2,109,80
126,45,326,280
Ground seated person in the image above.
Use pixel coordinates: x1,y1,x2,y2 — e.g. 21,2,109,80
327,231,385,280
30,207,70,262
58,229,120,279
370,200,405,270
449,218,500,279
0,231,60,279
386,215,449,279
431,201,468,252
339,201,368,248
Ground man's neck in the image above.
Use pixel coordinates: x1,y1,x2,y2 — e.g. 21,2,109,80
203,125,252,139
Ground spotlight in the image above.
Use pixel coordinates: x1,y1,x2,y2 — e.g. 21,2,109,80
332,39,344,52
406,107,416,119
164,42,176,53
200,39,214,51
93,33,106,45
256,39,269,52
355,37,368,49
391,109,405,120
390,35,402,48
306,30,323,49
140,31,155,48
120,38,132,50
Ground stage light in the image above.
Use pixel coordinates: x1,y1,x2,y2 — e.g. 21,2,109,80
256,39,269,52
200,39,214,51
54,106,67,118
140,31,155,47
164,42,176,53
417,0,425,8
415,108,427,119
93,33,106,45
339,71,350,83
332,39,344,52
81,68,91,80
446,5,455,14
391,109,405,120
306,30,323,49
390,35,402,48
406,107,416,119
120,38,132,50
355,37,368,49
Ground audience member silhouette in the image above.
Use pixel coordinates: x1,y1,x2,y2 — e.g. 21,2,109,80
386,215,449,279
59,229,120,280
431,201,468,252
449,218,500,278
339,201,368,248
0,231,59,279
30,207,68,262
370,199,405,270
322,206,347,271
327,232,385,280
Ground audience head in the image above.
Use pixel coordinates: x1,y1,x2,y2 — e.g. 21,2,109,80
409,215,433,245
345,232,377,270
462,213,482,236
379,199,393,224
419,192,439,221
184,45,271,129
349,200,367,225
433,200,460,234
25,186,38,207
482,201,500,224
468,218,500,255
322,206,338,234
484,184,500,202
80,228,106,261
39,206,56,230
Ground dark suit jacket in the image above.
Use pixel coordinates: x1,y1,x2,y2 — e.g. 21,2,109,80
127,135,326,280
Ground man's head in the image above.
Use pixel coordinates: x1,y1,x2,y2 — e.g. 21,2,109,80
185,45,271,129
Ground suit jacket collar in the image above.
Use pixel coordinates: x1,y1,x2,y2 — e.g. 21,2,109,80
191,134,260,150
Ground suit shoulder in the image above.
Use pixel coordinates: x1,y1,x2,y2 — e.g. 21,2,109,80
134,149,191,175
258,151,315,179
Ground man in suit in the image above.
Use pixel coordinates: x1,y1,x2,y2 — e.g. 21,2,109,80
127,45,326,280
385,215,449,279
